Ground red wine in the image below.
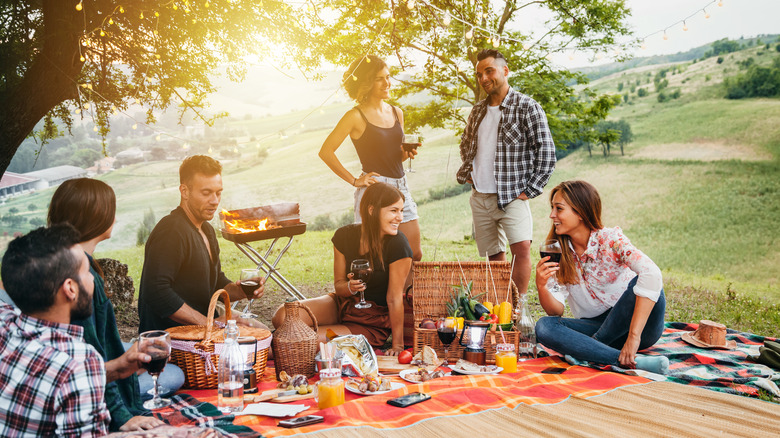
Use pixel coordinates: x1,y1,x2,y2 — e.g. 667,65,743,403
540,251,562,264
352,268,371,284
241,280,258,298
144,355,168,375
402,142,421,152
437,329,457,345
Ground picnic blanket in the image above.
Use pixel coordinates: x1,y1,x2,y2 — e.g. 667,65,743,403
149,394,262,438
576,322,780,398
182,357,646,437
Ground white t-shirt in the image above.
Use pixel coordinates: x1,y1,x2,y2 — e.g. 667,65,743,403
472,105,501,194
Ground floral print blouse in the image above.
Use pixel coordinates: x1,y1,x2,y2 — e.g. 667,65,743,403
549,227,663,319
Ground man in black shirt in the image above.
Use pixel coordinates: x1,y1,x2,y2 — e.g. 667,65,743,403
138,155,265,332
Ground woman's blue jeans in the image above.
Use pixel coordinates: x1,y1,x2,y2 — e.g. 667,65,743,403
535,276,666,366
122,341,185,399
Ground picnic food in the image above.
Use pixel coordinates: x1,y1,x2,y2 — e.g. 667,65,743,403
398,350,413,364
402,367,446,383
454,359,498,373
347,374,392,393
419,318,436,329
496,301,513,324
411,346,441,367
277,371,311,392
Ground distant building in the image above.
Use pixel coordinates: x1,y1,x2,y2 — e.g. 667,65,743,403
0,172,40,200
115,148,145,167
23,165,86,190
87,156,116,176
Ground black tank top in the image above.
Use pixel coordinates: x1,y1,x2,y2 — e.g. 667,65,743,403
351,106,405,179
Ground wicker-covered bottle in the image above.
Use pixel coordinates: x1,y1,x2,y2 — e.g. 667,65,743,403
272,300,319,379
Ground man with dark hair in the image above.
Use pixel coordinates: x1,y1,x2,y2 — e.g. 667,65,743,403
0,225,150,436
457,49,556,296
138,155,266,332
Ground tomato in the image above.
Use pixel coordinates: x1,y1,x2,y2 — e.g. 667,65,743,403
398,350,413,364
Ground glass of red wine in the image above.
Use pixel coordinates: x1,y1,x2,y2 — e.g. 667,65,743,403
402,134,422,173
539,239,563,294
139,330,172,410
238,268,261,319
436,317,457,365
350,259,372,309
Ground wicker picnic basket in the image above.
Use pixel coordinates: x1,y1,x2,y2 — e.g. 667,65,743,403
412,261,520,364
166,290,272,389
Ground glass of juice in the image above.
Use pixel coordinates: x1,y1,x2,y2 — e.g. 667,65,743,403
495,343,517,374
316,368,345,409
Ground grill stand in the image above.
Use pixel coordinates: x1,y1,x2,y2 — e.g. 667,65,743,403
231,235,306,315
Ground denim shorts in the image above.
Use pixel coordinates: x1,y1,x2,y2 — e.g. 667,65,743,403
354,174,419,224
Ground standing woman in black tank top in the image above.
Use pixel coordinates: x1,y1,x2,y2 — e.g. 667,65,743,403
319,55,423,263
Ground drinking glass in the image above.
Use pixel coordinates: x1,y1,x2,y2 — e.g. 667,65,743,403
436,317,457,365
139,330,172,410
539,240,563,294
350,259,372,309
237,268,261,318
402,134,422,173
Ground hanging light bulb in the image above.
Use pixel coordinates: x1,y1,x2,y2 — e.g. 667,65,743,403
156,135,161,141
119,6,124,13
465,26,474,39
641,41,647,50
100,29,105,36
173,4,178,10
683,20,688,31
442,12,451,27
663,30,668,41
492,36,500,48
718,1,723,6
80,55,85,62
75,2,83,11
139,12,144,19
407,0,415,10
154,11,159,17
568,52,575,60
75,109,81,114
208,146,213,153
109,18,114,24
93,126,99,132
132,123,138,130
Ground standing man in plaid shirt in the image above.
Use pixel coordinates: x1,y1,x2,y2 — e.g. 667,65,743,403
457,49,556,296
0,225,152,437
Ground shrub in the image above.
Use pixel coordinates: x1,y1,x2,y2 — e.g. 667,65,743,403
671,89,682,99
136,208,156,246
717,57,724,64
637,88,648,97
726,64,780,99
657,92,670,103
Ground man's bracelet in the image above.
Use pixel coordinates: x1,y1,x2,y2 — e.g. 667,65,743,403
352,177,357,187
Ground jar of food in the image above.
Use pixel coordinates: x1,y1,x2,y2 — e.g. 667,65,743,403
495,343,517,374
316,368,345,409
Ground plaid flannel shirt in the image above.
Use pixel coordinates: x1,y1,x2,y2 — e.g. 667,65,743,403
457,88,557,209
0,304,110,437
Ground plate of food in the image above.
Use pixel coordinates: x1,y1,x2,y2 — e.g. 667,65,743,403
345,375,405,395
398,368,449,384
450,359,502,375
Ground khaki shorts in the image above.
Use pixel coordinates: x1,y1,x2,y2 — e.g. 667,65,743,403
469,189,533,257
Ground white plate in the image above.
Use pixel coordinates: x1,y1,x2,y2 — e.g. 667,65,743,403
398,369,451,384
450,366,502,375
345,381,405,396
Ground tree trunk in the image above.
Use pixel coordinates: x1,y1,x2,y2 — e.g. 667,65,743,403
0,0,82,175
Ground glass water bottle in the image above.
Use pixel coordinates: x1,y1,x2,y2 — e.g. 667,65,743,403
515,294,538,361
218,320,245,413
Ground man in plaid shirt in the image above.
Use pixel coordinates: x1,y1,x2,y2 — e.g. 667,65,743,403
457,49,556,295
0,225,111,436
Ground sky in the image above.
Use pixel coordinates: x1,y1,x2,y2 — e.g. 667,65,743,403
558,0,780,68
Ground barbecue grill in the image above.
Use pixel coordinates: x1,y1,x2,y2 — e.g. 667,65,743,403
220,203,307,309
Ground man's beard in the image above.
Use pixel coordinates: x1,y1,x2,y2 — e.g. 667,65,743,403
70,278,93,321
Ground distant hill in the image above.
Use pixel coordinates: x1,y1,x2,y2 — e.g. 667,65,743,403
575,34,780,81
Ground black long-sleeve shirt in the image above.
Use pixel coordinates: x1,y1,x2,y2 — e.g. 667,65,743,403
138,206,231,333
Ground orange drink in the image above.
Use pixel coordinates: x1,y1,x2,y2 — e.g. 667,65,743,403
495,343,517,373
317,368,345,409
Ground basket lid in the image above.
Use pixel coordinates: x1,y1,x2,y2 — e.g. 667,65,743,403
167,324,271,342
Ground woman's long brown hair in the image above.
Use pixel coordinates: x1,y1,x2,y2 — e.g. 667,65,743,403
48,178,116,277
359,182,404,271
546,180,603,285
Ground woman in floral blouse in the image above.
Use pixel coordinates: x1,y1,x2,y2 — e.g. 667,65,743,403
535,180,668,374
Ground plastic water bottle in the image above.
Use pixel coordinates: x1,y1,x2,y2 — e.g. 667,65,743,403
218,320,244,413
516,294,537,361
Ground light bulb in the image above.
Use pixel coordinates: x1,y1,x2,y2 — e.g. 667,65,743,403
109,18,114,24
132,124,138,130
156,135,161,141
173,4,178,10
100,29,105,36
139,12,144,19
366,57,371,63
718,1,723,6
465,27,474,39
683,21,688,31
93,126,99,132
443,12,451,27
492,36,500,48
208,147,213,153
705,12,710,19
407,0,415,10
569,53,575,60
119,6,124,13
641,42,647,50
80,55,85,62
76,2,83,11
204,1,209,7
75,109,81,114
352,75,357,81
154,11,159,17
663,32,668,41
83,103,90,109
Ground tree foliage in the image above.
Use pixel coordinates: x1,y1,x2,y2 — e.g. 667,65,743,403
298,0,634,146
725,57,780,99
0,0,310,174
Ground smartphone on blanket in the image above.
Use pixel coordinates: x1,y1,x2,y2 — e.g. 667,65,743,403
278,415,324,428
387,392,431,408
541,367,568,374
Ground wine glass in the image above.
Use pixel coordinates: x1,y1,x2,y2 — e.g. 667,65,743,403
539,240,563,294
237,268,261,319
402,134,422,173
436,317,457,365
139,330,172,410
350,259,372,309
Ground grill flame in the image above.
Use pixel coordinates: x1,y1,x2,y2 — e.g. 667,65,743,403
221,209,278,234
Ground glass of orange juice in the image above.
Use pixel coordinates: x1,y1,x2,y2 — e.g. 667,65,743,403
495,343,517,373
316,368,345,409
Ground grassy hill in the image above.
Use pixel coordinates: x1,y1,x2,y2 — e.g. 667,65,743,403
1,41,778,336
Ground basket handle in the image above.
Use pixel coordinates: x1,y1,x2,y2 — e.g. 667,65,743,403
202,289,231,345
299,301,319,333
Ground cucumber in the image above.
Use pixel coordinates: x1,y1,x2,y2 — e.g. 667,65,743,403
461,297,476,320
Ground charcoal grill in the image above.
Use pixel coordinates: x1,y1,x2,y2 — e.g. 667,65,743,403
220,203,307,307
